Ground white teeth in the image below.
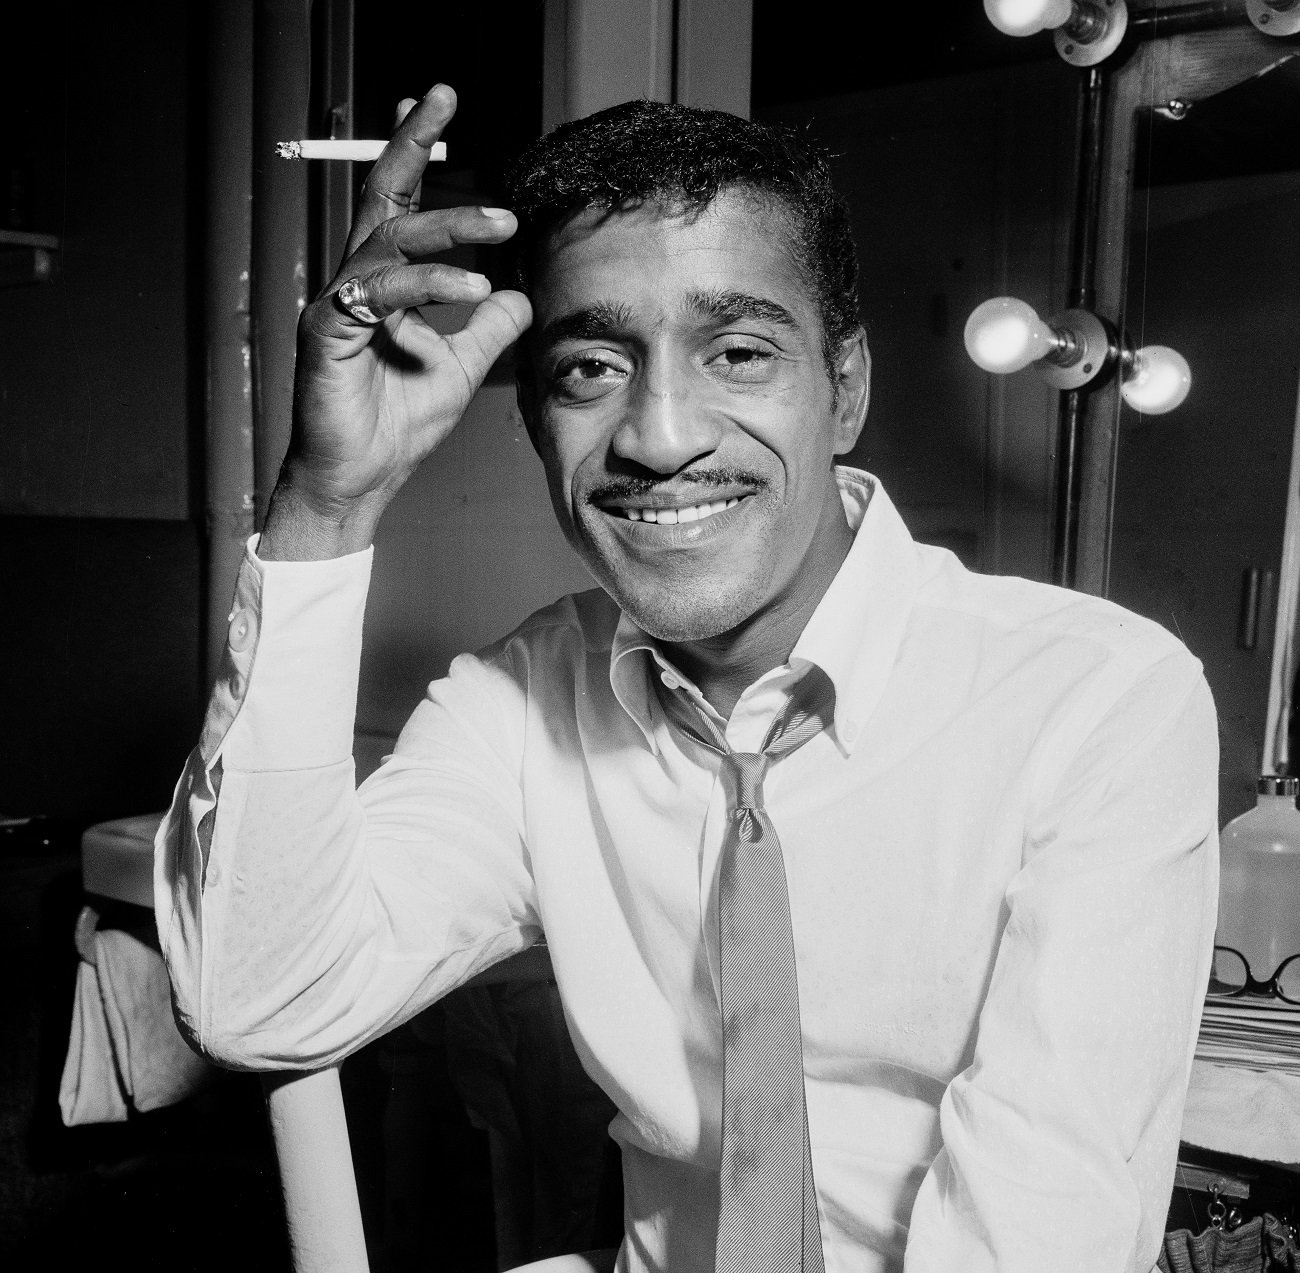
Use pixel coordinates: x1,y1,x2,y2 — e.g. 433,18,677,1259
620,496,742,523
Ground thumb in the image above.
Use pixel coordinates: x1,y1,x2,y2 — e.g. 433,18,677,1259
445,289,533,387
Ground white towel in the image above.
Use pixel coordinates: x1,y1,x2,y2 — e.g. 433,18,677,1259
59,910,216,1125
1180,1059,1300,1166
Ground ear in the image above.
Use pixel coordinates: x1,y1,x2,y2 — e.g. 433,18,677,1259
831,330,870,456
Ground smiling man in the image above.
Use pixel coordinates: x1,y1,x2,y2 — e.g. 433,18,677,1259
522,185,867,713
157,88,1219,1273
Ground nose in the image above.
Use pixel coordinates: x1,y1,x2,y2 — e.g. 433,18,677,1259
610,361,722,475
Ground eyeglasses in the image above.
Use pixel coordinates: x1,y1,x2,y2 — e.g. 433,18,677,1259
1207,945,1300,1005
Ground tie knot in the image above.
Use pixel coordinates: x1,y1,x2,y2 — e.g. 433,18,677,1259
722,750,769,813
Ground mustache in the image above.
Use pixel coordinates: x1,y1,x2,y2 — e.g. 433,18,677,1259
588,468,769,502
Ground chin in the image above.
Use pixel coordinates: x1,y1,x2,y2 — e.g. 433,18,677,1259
611,579,758,644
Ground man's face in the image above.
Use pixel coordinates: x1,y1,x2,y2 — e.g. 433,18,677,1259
521,189,869,644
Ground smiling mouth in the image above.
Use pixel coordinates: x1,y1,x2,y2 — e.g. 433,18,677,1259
614,497,742,525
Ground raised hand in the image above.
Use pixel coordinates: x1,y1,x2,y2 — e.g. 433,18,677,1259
261,84,532,560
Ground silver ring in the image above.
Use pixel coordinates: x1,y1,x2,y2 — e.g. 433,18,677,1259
335,277,383,324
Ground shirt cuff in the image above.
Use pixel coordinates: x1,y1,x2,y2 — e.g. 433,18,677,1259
199,535,373,771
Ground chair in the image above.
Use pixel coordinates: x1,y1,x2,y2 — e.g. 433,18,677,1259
263,1052,616,1272
262,1067,371,1271
77,808,615,1271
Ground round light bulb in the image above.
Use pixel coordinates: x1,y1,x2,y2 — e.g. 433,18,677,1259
964,296,1057,374
1120,345,1191,414
983,0,1074,36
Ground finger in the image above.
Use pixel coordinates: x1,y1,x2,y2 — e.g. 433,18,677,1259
393,99,422,214
445,290,534,386
347,84,456,255
324,263,493,331
336,206,517,285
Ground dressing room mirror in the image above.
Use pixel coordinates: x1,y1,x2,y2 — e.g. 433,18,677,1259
1104,41,1300,824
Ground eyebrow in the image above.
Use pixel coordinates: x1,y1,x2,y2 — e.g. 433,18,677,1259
535,289,802,352
536,301,638,349
686,288,800,330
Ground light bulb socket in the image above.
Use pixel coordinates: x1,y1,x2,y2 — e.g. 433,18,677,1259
1055,0,1129,66
1246,0,1300,36
1063,2,1110,41
1036,308,1117,389
1040,326,1085,369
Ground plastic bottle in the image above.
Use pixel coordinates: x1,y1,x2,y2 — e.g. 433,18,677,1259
1216,775,1300,977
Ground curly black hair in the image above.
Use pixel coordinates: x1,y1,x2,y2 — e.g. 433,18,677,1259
505,99,861,374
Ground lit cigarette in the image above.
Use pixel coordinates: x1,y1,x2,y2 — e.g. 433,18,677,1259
275,139,447,162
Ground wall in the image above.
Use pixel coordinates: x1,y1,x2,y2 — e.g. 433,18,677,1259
0,6,197,519
359,376,592,742
0,5,202,821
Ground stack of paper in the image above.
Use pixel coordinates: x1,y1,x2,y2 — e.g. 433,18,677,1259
1196,995,1300,1074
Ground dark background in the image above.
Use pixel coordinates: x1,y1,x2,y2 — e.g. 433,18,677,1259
2,2,1295,1268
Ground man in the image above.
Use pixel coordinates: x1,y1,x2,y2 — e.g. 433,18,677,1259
157,85,1218,1272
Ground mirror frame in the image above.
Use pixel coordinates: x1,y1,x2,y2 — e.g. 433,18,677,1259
1073,14,1298,595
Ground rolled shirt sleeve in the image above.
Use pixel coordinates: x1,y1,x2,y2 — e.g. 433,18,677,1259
903,654,1219,1273
154,538,541,1071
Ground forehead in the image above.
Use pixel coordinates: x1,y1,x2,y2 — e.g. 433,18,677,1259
529,190,817,334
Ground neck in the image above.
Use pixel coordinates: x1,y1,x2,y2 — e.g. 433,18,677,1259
662,501,855,720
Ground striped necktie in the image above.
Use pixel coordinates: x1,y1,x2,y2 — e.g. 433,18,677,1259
660,668,833,1272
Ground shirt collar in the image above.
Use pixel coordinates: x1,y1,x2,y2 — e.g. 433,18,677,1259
609,466,920,756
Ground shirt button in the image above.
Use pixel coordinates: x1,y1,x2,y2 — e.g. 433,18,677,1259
228,608,255,653
842,721,858,743
660,671,681,690
206,866,221,888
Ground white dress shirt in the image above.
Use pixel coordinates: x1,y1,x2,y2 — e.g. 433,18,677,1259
156,468,1219,1273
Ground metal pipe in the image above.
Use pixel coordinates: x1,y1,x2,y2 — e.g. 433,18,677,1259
309,0,356,298
1069,66,1106,313
203,0,256,686
250,0,312,524
1238,566,1266,650
1128,0,1249,38
1053,390,1085,583
1054,65,1107,586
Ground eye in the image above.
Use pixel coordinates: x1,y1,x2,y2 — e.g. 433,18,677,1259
708,340,777,381
550,351,629,402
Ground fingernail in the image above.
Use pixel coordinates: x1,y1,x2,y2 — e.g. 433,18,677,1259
480,207,512,220
466,272,490,289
